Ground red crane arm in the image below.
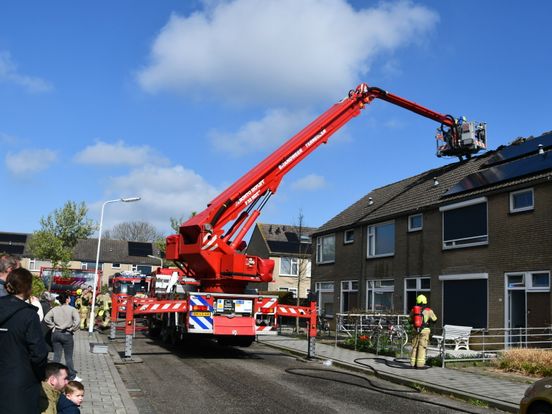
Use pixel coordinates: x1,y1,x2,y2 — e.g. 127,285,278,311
165,83,485,293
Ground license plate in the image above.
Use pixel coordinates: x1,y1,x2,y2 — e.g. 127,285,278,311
192,311,211,317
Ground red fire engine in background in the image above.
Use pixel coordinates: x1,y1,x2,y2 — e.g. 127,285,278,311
117,83,486,357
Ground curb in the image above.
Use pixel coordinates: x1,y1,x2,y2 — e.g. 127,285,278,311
259,339,519,413
90,332,141,414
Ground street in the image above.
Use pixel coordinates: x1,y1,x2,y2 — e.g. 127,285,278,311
108,333,500,414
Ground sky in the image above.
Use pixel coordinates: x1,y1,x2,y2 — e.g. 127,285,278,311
1,0,552,237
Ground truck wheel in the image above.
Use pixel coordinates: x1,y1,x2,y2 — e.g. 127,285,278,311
148,319,161,338
236,336,255,347
529,402,552,414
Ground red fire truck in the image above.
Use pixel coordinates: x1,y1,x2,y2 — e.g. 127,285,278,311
119,83,486,357
40,267,101,296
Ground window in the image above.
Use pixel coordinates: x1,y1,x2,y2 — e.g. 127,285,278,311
367,221,395,258
29,259,50,271
408,214,423,232
510,188,534,213
315,282,334,316
344,229,355,244
341,280,359,313
112,263,121,269
136,265,152,275
404,277,431,313
441,274,487,328
508,272,550,291
441,198,488,249
81,262,98,271
316,234,335,264
366,279,394,312
280,257,299,276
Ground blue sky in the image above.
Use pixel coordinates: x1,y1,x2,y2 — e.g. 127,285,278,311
1,0,551,236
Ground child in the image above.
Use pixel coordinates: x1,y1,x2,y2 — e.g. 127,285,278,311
57,380,85,414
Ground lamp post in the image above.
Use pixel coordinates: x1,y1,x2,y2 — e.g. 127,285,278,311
89,197,141,335
147,254,163,268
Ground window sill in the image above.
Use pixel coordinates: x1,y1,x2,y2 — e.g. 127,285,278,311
442,241,488,250
367,253,394,259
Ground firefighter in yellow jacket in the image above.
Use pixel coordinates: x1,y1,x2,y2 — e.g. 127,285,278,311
410,294,437,368
95,292,112,329
75,286,93,329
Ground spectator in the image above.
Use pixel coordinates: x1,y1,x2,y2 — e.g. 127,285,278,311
40,292,54,352
57,380,84,414
0,267,48,414
44,293,82,381
29,294,45,321
40,362,69,414
0,254,20,297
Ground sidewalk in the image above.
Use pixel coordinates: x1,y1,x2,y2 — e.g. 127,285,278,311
51,330,139,414
258,336,528,413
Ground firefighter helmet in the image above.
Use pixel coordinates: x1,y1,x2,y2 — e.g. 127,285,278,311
416,294,427,305
76,289,83,295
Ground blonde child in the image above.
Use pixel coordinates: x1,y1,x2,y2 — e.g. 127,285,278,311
57,380,84,414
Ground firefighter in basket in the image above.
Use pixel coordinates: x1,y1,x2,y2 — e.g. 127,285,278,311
95,290,112,329
75,286,93,330
409,294,437,368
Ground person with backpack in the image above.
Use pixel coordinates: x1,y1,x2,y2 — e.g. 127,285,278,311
409,294,437,368
0,267,49,413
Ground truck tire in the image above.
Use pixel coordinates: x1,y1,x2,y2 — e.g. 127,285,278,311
148,318,161,338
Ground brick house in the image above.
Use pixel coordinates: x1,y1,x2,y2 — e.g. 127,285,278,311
0,232,162,286
311,132,552,331
246,223,315,298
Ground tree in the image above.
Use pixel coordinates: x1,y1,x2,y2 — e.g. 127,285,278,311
105,221,164,242
28,201,96,289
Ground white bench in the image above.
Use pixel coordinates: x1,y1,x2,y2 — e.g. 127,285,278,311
433,325,472,351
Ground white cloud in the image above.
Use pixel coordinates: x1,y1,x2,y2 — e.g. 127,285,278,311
291,174,326,191
5,148,58,176
93,165,219,232
0,51,53,93
74,140,169,166
137,0,438,105
208,108,312,156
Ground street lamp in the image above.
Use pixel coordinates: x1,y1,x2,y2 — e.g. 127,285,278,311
89,196,141,335
147,254,163,268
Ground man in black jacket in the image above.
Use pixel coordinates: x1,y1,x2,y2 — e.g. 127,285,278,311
0,267,49,414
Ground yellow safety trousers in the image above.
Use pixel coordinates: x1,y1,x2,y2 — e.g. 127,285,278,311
410,328,431,368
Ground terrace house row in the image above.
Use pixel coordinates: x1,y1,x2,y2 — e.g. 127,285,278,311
311,132,552,332
0,232,162,286
246,223,315,299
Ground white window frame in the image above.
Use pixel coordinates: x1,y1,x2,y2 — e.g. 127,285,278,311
279,257,299,276
340,280,359,313
509,188,534,213
365,279,395,312
404,277,431,313
408,214,423,232
315,281,335,317
316,234,335,264
367,221,395,258
112,263,121,269
506,271,550,292
344,229,355,244
440,197,488,249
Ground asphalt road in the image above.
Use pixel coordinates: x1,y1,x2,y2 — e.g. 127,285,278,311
109,334,502,414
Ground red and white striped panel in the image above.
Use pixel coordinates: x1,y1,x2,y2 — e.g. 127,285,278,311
277,305,310,318
255,325,277,335
256,298,277,312
134,300,187,315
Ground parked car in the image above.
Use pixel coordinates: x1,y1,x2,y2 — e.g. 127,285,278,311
520,377,552,414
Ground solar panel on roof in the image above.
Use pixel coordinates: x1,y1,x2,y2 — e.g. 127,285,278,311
446,151,552,196
128,241,153,257
0,233,27,243
483,133,552,167
0,244,25,255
